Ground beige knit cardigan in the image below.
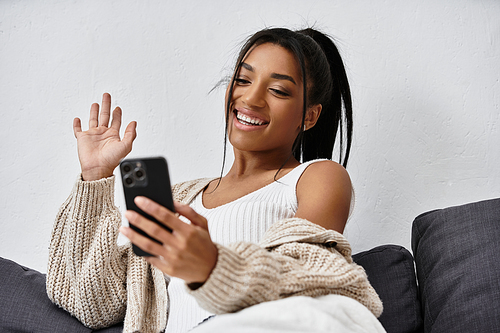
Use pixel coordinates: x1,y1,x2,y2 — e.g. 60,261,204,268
46,176,383,333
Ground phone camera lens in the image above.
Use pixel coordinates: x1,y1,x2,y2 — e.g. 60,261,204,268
123,174,135,187
122,163,133,173
134,168,146,180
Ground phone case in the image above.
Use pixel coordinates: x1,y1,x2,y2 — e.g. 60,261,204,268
120,157,174,256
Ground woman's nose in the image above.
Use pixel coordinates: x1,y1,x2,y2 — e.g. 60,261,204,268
242,82,266,109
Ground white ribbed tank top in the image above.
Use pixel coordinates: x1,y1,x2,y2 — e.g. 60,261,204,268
166,159,324,333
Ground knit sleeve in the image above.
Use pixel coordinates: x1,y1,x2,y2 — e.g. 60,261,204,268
46,175,129,329
187,219,383,318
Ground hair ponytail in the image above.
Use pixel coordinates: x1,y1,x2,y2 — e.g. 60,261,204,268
295,28,353,167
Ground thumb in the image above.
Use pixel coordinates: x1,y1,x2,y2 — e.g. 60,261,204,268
73,118,82,138
174,201,209,232
122,121,137,147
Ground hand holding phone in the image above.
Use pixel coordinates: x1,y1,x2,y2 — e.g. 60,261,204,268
120,157,174,256
120,159,219,283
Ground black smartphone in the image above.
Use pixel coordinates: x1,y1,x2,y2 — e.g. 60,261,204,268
120,157,175,256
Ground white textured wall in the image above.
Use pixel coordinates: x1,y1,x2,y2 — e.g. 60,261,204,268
1,0,499,273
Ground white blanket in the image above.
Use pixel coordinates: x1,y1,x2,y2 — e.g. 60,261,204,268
190,295,386,333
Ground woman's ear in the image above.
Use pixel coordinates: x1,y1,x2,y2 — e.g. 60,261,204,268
304,104,322,131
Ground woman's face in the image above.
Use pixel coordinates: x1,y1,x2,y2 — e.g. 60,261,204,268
226,42,304,157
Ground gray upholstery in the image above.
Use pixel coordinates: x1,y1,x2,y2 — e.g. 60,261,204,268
0,257,123,333
412,198,500,333
0,257,90,333
353,245,423,333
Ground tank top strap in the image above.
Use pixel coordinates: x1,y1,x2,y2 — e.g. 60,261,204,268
277,159,328,187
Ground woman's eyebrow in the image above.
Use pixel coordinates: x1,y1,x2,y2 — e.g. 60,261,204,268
270,73,296,85
241,62,297,85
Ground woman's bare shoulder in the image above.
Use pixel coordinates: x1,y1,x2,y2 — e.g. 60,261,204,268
295,160,352,232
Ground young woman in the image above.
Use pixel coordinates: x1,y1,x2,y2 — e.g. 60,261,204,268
46,28,383,332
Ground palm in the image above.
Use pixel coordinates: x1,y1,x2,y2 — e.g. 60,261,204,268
77,127,128,175
74,93,137,181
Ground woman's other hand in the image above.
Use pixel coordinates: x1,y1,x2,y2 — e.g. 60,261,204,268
73,93,137,181
120,199,218,285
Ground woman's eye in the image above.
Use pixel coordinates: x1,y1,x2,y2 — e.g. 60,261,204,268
235,78,250,85
271,88,290,97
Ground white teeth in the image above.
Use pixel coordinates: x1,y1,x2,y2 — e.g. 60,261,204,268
236,112,265,126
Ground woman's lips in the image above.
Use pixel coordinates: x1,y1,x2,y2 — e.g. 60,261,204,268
235,111,266,125
232,110,269,131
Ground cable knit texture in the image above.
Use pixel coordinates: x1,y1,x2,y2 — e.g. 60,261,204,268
47,176,382,333
188,218,382,316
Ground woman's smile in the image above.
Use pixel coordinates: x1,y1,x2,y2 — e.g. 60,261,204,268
233,108,269,131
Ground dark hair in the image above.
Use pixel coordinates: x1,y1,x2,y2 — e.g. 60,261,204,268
221,27,353,174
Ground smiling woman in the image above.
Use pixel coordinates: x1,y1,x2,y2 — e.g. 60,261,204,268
37,27,384,333
227,44,306,164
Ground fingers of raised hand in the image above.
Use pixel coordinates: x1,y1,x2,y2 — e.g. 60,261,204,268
88,93,115,129
99,93,112,127
73,118,82,137
109,107,123,131
89,102,100,128
122,120,138,147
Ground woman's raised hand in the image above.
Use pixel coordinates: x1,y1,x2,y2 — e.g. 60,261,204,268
73,93,137,181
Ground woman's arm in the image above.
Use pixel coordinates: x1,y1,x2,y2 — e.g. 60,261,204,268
46,93,139,328
188,218,383,318
46,176,129,329
295,160,353,233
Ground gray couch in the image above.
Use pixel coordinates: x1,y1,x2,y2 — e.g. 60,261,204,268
354,198,500,332
1,198,499,332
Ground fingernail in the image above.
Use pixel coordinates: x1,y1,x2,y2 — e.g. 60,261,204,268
135,196,146,205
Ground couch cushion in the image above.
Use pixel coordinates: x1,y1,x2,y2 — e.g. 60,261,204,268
353,245,423,333
411,198,500,333
0,257,91,333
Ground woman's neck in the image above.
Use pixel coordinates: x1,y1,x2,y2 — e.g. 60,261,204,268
227,149,300,179
202,150,300,209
